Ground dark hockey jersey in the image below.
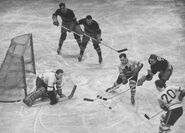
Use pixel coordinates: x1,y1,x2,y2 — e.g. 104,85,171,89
53,8,75,22
78,18,101,34
149,57,169,74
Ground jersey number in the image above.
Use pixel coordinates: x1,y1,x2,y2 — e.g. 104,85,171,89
161,89,176,104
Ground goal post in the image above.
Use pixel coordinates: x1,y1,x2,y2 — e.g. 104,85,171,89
0,33,36,102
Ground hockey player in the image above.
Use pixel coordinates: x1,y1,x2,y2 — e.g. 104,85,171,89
137,54,173,86
52,2,83,54
77,15,103,64
106,53,143,105
155,80,185,133
23,69,67,107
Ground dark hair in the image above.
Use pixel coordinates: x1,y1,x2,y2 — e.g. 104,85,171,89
59,2,65,8
56,69,64,74
119,53,127,59
155,80,166,88
149,54,157,60
86,15,92,20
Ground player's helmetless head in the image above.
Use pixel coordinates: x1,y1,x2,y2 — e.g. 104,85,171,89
55,69,64,80
86,15,93,25
155,80,166,91
148,54,157,65
119,53,128,65
59,2,66,12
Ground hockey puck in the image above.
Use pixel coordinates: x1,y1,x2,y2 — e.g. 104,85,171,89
109,107,112,110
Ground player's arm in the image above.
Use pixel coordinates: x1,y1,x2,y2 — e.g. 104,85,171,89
158,99,168,111
52,9,60,26
55,78,66,98
137,69,154,86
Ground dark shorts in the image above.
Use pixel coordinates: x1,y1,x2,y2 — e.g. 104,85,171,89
165,107,183,126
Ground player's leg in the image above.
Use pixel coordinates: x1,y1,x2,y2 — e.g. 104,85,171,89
129,75,138,105
23,87,47,107
73,24,84,48
92,41,102,64
78,35,89,61
57,23,68,54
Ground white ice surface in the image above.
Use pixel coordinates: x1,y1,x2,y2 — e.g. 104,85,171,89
0,0,185,133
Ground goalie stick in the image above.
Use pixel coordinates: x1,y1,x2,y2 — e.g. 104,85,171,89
59,25,128,53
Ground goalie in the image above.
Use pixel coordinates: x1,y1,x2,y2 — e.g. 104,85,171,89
106,53,143,105
137,54,173,86
23,69,66,107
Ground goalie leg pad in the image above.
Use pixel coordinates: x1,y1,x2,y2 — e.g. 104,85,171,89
23,87,46,107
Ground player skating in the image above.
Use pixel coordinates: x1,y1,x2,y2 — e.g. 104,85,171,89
137,54,173,86
106,53,143,105
52,2,83,54
155,80,185,133
77,15,103,63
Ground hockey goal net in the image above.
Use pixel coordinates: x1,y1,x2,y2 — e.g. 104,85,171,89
0,33,36,102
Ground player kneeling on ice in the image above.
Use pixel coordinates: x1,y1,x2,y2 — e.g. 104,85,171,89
106,53,143,105
137,54,173,86
23,69,76,107
155,80,185,133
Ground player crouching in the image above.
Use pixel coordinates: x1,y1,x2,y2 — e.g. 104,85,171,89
23,69,67,107
106,53,143,105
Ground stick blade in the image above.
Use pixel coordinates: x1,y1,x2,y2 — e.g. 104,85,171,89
117,48,128,53
144,114,150,120
83,98,94,102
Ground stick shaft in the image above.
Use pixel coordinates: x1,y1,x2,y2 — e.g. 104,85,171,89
60,25,127,53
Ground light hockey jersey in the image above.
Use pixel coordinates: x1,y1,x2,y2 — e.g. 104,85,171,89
38,72,63,91
158,86,183,110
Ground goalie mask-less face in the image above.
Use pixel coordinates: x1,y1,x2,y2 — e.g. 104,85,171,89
55,72,63,80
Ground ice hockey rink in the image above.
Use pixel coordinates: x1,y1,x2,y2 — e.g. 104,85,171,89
0,0,185,133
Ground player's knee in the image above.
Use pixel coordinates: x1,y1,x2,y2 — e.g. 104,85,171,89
129,80,136,89
60,32,67,40
159,123,171,133
94,45,101,51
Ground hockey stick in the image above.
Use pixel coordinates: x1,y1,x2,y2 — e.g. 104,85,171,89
101,88,130,101
144,110,163,120
0,99,22,103
60,25,128,53
83,94,107,102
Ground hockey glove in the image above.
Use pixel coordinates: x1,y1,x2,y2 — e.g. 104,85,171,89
160,104,168,112
179,89,185,101
137,75,146,86
53,21,59,26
